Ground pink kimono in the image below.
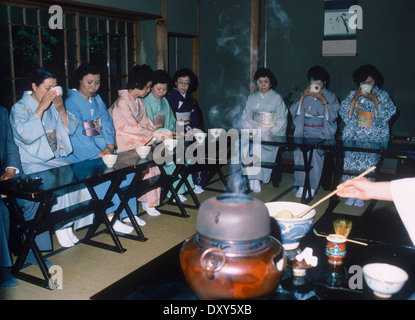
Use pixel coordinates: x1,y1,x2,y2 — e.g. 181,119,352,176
109,90,160,207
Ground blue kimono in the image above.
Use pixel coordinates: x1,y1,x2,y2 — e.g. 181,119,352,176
339,86,396,180
65,89,133,218
290,88,340,189
65,89,115,162
10,92,93,249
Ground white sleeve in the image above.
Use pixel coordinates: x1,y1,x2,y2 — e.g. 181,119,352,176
390,178,415,246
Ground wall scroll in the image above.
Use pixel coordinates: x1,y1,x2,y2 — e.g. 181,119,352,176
322,0,359,56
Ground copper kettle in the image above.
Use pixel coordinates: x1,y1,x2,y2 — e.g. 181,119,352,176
180,193,286,299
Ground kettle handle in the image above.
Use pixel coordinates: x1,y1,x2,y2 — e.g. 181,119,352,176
200,248,226,280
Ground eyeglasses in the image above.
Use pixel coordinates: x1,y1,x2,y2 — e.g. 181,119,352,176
178,81,190,86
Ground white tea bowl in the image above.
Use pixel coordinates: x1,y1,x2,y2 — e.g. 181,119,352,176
360,84,373,94
265,201,315,251
135,145,151,159
310,84,321,93
52,86,63,96
363,263,408,298
164,139,177,151
194,132,207,144
209,128,225,140
102,154,118,168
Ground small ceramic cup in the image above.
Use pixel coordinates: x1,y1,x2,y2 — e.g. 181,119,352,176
360,84,373,94
325,234,347,265
310,84,321,93
52,86,63,96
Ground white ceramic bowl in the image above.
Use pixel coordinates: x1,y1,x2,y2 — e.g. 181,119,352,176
363,263,408,298
265,201,316,251
194,132,207,144
164,139,177,151
135,145,151,159
102,154,118,168
209,128,225,139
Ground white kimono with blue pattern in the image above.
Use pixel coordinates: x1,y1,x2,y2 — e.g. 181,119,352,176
339,86,396,180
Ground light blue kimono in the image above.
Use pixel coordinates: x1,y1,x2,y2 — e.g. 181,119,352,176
10,91,93,243
65,89,134,218
144,92,194,195
242,89,288,183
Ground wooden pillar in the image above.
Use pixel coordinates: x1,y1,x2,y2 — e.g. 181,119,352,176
192,0,200,101
157,0,168,70
250,0,259,94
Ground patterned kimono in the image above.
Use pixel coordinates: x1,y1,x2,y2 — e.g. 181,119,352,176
290,88,340,189
65,89,133,218
109,90,161,207
10,91,93,249
339,86,396,180
241,89,288,183
166,88,206,187
144,92,194,194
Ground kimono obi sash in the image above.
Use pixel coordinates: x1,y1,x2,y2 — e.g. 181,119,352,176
83,117,103,136
45,129,58,152
304,114,324,134
357,110,373,127
253,111,276,127
153,114,166,129
176,111,191,126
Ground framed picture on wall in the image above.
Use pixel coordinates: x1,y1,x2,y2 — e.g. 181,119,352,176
322,0,359,56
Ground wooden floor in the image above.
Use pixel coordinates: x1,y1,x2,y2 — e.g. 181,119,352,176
0,166,396,300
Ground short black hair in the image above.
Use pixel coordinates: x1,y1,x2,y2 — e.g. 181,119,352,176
75,63,102,82
253,68,278,89
152,69,170,87
353,64,384,88
172,68,199,93
127,64,153,90
31,68,57,86
307,66,330,86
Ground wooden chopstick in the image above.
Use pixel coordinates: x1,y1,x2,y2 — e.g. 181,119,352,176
294,166,376,218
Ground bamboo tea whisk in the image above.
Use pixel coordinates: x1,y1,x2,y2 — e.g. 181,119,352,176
333,218,353,238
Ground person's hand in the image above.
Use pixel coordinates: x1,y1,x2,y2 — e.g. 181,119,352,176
299,85,311,107
336,177,375,200
98,145,115,157
53,94,66,113
363,88,379,105
0,168,16,181
38,88,57,113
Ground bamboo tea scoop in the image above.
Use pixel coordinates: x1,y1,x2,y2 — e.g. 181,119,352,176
294,166,376,219
313,229,368,246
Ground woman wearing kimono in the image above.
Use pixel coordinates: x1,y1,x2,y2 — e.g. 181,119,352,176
65,64,136,231
166,68,205,194
290,66,340,198
143,70,194,202
242,68,288,193
10,68,93,248
109,64,163,221
339,65,396,207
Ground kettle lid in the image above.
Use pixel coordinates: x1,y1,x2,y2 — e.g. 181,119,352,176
196,193,271,241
